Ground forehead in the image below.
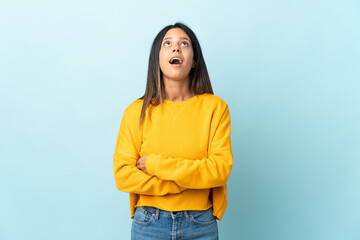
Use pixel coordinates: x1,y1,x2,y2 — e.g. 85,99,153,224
163,28,190,41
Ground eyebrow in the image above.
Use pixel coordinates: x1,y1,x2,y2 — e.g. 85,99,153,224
163,37,190,41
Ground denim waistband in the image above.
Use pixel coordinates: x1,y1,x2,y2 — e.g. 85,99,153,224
137,206,213,220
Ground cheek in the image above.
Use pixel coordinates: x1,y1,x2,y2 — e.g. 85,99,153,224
186,54,194,67
159,50,167,66
185,50,194,64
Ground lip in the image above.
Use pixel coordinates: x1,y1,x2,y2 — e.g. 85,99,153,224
169,55,183,65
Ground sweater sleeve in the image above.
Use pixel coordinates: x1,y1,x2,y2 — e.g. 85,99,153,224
113,103,186,196
145,102,233,189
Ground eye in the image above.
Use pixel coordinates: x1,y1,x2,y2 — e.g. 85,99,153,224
164,41,171,46
181,41,189,46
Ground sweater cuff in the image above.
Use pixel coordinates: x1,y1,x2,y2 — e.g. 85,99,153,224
146,153,162,176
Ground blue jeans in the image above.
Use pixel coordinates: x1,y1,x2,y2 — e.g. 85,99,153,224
131,206,218,240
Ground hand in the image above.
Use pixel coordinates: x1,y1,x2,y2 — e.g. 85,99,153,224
137,155,149,174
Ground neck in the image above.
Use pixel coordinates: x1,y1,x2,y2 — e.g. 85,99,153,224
163,77,195,102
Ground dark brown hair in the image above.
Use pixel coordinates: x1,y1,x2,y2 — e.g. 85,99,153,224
138,22,213,129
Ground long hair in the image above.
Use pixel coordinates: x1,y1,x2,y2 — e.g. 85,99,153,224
138,22,213,129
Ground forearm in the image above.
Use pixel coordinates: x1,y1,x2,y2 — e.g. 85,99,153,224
146,152,232,189
113,156,186,195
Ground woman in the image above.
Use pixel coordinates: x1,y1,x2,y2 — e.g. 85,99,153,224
113,22,233,239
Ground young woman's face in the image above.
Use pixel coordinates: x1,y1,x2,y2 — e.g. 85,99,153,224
159,28,196,82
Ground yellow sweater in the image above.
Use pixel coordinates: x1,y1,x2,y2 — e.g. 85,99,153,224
113,93,233,220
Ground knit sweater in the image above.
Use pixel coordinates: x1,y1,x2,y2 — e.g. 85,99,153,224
113,93,233,220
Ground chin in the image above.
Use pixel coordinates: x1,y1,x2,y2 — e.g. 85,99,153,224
162,71,191,81
167,76,189,81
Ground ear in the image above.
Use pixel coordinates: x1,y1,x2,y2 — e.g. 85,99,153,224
192,60,196,68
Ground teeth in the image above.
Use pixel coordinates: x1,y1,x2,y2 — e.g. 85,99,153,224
170,57,182,64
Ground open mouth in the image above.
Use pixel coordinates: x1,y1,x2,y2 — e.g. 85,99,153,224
169,57,183,65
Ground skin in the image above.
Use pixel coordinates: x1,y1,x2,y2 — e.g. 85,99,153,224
136,28,196,174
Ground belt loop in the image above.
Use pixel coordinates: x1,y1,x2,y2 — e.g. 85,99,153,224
184,210,190,220
154,207,159,220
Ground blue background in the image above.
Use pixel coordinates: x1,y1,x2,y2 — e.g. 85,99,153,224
1,0,359,239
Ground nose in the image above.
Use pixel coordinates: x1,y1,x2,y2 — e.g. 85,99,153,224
173,46,180,52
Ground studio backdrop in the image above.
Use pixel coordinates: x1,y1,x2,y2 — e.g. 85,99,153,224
0,0,359,239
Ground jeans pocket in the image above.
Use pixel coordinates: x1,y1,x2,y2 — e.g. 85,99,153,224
133,207,155,226
189,208,216,226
